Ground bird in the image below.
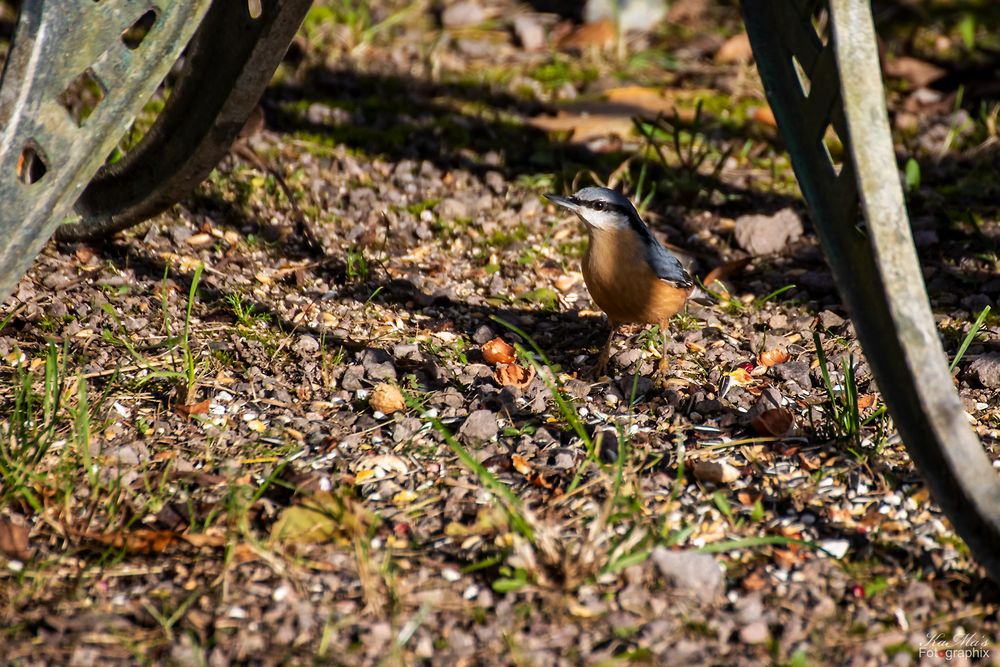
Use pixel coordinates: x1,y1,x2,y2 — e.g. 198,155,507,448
546,186,694,377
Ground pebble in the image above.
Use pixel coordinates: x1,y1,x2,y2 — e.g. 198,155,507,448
458,410,499,444
513,14,546,51
773,361,811,389
966,353,1000,388
650,548,724,603
442,1,486,28
739,620,770,645
733,208,803,255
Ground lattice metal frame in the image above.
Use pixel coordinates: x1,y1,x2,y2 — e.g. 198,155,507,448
743,0,1000,581
0,0,213,300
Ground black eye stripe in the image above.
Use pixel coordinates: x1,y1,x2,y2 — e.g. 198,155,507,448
579,200,626,214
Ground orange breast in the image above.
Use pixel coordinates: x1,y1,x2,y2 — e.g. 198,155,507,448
582,227,690,324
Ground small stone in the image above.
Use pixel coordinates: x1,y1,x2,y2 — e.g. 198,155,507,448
435,197,469,221
513,14,546,51
819,539,850,560
341,365,365,391
473,325,495,345
733,208,803,255
692,459,741,484
734,593,764,625
651,548,724,603
739,620,770,645
458,410,498,444
747,386,784,419
294,334,320,354
967,353,1000,389
773,361,811,389
442,1,486,28
485,170,505,195
584,0,667,33
818,310,846,329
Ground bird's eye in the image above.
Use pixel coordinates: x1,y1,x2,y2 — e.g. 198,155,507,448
592,201,606,211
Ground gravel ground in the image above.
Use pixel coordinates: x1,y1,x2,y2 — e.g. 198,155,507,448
1,1,999,665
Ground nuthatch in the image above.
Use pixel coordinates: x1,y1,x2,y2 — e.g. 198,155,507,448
546,187,693,376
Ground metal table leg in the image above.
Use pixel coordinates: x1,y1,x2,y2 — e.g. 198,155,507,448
56,0,314,242
0,0,213,302
742,0,1000,580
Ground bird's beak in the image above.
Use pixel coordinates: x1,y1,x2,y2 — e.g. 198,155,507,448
545,193,579,212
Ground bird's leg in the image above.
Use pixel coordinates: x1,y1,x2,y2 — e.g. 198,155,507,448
593,319,618,378
657,319,671,376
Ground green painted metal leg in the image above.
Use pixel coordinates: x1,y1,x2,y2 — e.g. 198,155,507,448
0,0,213,303
56,0,314,242
742,0,1000,580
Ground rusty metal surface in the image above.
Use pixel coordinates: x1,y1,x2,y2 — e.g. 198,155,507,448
57,0,313,241
0,0,213,302
742,0,1000,580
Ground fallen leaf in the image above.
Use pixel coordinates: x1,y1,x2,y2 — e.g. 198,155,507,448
370,383,406,414
495,363,535,389
884,56,945,88
558,18,615,50
773,547,803,568
392,490,418,507
84,528,181,554
702,257,752,287
186,233,214,248
715,32,752,64
0,517,31,560
74,246,96,264
528,112,635,142
175,399,210,417
511,454,532,475
356,454,409,476
482,337,516,365
180,531,227,548
728,367,754,386
271,490,369,545
857,394,877,411
757,347,791,367
751,408,795,437
603,85,682,116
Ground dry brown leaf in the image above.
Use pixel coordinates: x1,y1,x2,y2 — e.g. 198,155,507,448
511,454,532,476
482,337,516,365
857,394,877,411
702,257,752,287
715,32,752,64
751,408,795,437
757,347,791,367
0,517,31,560
74,246,96,264
370,383,406,414
558,18,615,50
495,363,535,388
271,490,369,545
528,112,635,142
180,531,227,548
884,56,945,88
176,399,210,417
85,528,181,554
603,86,682,116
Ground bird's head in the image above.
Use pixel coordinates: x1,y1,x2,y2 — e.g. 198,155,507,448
545,186,639,232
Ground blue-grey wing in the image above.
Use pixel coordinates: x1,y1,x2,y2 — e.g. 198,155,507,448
646,242,693,288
